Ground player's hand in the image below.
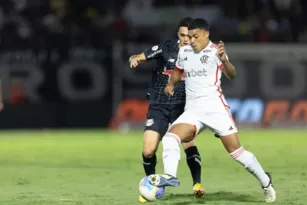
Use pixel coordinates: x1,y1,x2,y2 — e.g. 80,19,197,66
164,83,174,96
129,56,139,68
216,41,227,62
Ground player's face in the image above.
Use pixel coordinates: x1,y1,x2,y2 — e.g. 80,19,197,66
177,26,190,47
188,29,209,52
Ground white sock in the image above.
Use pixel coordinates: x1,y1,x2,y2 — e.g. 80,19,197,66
162,132,181,177
231,147,270,187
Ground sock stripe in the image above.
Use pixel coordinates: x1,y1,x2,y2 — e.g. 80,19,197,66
165,133,181,144
186,154,201,160
194,157,201,166
231,147,245,159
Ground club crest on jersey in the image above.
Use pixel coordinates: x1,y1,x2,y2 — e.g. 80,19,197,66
152,45,158,51
168,58,175,62
145,119,154,126
200,55,209,64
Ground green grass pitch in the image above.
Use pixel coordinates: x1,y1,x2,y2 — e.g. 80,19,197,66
0,129,306,205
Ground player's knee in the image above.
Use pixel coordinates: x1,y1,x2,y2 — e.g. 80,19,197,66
143,130,160,158
143,145,158,158
143,149,156,158
169,123,195,142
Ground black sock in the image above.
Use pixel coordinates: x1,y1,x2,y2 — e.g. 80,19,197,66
142,153,157,176
185,146,201,185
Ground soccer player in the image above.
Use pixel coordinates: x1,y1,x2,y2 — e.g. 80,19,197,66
150,18,276,203
129,17,205,202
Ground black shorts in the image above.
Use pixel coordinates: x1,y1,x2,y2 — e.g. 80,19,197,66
144,103,185,137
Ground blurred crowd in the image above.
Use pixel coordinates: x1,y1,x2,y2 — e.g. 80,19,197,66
0,0,306,50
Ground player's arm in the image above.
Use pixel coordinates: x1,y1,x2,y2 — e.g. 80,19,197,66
165,69,182,96
165,49,184,96
220,59,236,80
216,41,236,79
129,43,164,68
170,68,183,85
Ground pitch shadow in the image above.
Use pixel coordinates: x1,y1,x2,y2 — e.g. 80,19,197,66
163,191,259,204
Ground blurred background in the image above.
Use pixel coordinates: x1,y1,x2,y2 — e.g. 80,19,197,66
0,0,306,130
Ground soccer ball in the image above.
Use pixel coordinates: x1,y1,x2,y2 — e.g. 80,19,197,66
139,176,165,201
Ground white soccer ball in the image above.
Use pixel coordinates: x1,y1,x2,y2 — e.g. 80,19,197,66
139,176,165,201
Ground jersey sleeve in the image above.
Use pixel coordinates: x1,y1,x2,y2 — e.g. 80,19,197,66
143,42,164,60
216,54,229,69
175,48,184,72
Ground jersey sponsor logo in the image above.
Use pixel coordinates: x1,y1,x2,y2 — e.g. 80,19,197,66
147,49,162,58
152,45,159,51
203,50,212,53
200,55,209,64
184,49,193,52
184,68,207,78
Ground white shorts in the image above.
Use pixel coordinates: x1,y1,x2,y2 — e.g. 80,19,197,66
172,101,238,137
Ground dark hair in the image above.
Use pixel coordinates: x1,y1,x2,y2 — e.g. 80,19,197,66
188,18,209,31
177,17,194,30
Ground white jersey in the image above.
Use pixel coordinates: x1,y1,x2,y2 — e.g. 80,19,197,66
175,41,229,110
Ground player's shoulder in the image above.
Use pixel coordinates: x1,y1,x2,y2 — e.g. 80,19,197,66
206,42,219,52
199,42,219,58
210,42,219,49
162,39,179,48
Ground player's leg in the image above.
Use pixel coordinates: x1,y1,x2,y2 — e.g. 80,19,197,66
205,110,276,203
170,104,203,190
142,105,170,176
142,130,160,175
182,141,202,184
219,133,276,203
163,123,196,177
182,140,205,197
139,130,160,203
150,111,204,187
139,106,170,203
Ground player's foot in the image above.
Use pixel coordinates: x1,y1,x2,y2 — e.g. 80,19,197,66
138,195,147,203
263,172,276,203
193,183,205,198
148,174,180,187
